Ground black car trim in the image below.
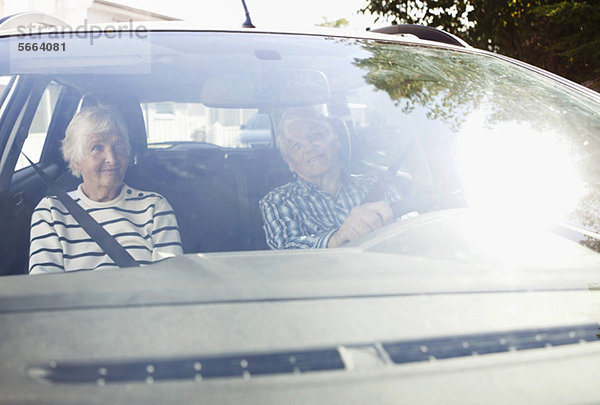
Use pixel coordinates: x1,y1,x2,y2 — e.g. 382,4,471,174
27,323,599,385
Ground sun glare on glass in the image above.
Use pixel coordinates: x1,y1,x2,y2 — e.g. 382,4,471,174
456,113,585,227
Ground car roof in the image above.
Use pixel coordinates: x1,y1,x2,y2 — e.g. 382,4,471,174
0,12,469,50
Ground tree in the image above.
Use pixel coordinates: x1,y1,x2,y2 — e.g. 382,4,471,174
316,17,350,28
360,1,600,89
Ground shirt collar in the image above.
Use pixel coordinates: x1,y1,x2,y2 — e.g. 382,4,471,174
294,173,350,197
76,183,128,207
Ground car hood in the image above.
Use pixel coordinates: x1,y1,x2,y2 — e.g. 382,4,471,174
2,211,600,404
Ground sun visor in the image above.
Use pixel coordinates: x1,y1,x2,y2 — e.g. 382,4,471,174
200,69,331,108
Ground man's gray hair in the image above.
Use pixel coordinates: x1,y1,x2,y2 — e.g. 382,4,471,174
61,106,130,177
276,107,335,160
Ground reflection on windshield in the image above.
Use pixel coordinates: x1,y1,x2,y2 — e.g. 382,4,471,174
352,41,600,251
5,31,600,263
457,116,585,224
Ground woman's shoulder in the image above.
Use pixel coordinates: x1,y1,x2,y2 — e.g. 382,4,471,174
119,185,177,213
121,185,166,203
34,193,70,211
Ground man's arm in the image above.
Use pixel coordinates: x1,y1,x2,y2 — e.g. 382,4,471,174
327,201,393,248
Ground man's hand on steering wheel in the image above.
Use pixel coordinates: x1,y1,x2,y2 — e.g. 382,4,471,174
327,201,393,248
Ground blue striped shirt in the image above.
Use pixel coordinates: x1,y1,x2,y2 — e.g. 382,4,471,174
259,174,401,249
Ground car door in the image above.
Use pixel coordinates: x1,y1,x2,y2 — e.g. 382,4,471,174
0,75,79,275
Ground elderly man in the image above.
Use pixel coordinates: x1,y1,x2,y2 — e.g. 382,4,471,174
259,108,401,249
29,106,183,273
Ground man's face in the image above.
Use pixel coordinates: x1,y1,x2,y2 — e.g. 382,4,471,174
282,119,341,183
74,132,129,198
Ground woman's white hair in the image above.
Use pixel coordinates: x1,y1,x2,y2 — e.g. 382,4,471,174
61,106,130,177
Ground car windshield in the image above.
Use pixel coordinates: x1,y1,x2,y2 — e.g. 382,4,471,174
2,30,600,274
4,23,600,404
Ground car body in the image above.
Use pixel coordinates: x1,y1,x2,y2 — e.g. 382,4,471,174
1,13,600,404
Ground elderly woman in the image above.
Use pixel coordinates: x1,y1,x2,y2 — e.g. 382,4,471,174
29,106,183,274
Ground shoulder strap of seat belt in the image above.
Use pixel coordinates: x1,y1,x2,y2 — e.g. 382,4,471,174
23,153,140,268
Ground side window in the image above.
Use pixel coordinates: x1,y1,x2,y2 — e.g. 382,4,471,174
0,76,12,101
141,102,273,148
15,81,63,171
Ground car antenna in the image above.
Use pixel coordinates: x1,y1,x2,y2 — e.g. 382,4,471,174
241,0,255,28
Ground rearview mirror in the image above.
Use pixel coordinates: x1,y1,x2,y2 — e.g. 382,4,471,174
201,69,331,108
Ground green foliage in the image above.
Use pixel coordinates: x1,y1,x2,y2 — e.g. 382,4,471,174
352,41,600,136
316,17,350,28
360,0,600,87
352,44,485,129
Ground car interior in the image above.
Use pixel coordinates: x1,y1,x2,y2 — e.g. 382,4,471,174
4,93,289,274
0,31,514,276
1,74,384,275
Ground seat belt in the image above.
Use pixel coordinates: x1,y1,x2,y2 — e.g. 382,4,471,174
23,153,140,268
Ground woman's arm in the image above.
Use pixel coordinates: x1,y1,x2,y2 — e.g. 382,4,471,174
150,197,183,260
29,198,65,274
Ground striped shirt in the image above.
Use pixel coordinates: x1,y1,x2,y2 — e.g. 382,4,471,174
259,174,401,249
29,184,183,274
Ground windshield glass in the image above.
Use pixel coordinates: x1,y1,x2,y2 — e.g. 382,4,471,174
4,28,600,405
2,31,600,273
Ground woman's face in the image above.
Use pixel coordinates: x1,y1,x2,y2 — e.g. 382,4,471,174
74,132,129,201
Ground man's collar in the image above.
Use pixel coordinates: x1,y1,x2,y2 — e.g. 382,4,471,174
294,175,320,192
294,172,351,195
